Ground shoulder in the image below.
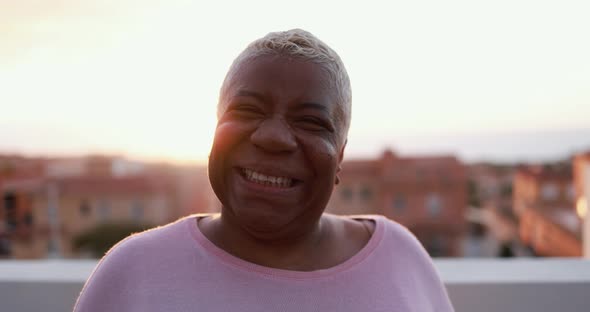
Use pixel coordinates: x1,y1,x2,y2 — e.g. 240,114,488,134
379,216,426,251
368,215,454,311
334,214,423,252
105,216,192,259
323,213,374,237
322,214,374,262
324,213,433,266
340,214,442,281
74,216,197,311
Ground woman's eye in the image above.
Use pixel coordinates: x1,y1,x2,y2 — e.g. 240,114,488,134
230,105,264,118
296,116,332,131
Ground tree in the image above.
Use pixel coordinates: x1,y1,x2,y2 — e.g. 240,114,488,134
73,222,153,258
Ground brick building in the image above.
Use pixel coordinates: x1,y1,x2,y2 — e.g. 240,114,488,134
1,175,176,258
466,163,520,257
326,150,467,257
573,152,590,257
0,154,221,259
513,165,575,216
0,155,47,258
513,164,581,257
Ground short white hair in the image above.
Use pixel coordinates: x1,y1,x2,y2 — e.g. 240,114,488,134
218,29,352,137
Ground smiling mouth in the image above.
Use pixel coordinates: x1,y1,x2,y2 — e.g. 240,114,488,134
240,168,296,188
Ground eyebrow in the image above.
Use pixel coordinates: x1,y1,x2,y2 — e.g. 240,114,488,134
296,102,330,115
235,90,267,102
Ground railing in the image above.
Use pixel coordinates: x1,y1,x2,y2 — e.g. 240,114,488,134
437,259,590,312
1,259,589,312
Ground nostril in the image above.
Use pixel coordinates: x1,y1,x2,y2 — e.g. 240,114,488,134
250,119,297,152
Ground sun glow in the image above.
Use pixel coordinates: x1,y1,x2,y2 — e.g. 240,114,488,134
577,197,588,219
0,1,226,164
2,1,590,162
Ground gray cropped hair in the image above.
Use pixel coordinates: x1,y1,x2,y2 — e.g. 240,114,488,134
218,29,352,136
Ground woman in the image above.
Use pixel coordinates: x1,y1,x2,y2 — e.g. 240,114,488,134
75,29,454,312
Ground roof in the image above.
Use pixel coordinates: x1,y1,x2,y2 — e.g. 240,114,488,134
1,175,172,196
574,151,590,160
341,151,465,182
340,160,379,175
57,176,169,195
516,165,572,181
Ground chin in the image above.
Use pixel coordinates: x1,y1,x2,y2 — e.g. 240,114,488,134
237,209,290,231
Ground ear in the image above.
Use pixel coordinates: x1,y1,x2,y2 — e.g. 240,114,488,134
335,139,347,185
338,139,347,165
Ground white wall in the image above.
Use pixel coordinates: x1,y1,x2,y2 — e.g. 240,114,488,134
1,259,590,312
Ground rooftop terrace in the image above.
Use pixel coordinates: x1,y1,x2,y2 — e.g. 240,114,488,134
1,259,589,312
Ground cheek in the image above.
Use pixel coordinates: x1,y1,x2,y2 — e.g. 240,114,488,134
300,139,340,209
303,138,340,173
208,123,248,176
208,122,252,207
210,122,250,154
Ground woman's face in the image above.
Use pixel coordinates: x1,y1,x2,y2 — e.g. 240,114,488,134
208,55,346,238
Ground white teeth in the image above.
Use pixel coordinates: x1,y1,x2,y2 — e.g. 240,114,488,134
242,168,293,188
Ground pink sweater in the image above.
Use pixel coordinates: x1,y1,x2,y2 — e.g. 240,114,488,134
74,215,454,311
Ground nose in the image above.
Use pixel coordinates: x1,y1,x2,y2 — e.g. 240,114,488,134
250,117,297,153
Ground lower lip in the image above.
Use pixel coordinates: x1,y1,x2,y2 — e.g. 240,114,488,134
235,169,300,195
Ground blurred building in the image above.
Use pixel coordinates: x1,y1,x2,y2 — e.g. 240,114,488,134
44,155,144,178
174,165,220,216
326,150,467,257
465,163,519,257
514,164,581,257
0,155,47,258
1,175,176,258
573,152,590,258
0,155,46,180
513,164,575,216
0,154,220,259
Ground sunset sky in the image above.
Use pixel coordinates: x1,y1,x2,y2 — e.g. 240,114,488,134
1,0,589,164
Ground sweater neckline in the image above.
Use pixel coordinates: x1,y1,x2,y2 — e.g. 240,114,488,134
186,214,385,280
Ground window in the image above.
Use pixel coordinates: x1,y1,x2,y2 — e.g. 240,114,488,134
500,184,513,197
541,183,559,201
0,238,11,256
426,193,443,217
469,222,487,237
79,199,91,217
3,193,16,210
392,195,406,214
340,187,353,201
47,204,58,224
360,186,372,201
47,240,59,258
3,193,17,232
23,213,33,226
98,199,110,221
131,200,144,220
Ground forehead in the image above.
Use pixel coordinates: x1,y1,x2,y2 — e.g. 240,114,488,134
222,55,338,111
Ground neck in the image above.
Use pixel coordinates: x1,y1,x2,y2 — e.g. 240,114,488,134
199,211,328,271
